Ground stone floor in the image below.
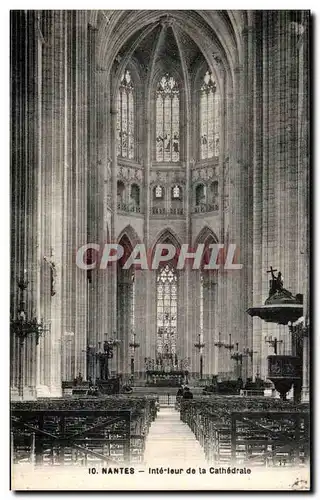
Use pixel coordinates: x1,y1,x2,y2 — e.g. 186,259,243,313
144,407,206,465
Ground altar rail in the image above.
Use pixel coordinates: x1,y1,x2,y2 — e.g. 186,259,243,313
11,396,158,466
180,398,310,467
239,389,265,397
156,394,176,406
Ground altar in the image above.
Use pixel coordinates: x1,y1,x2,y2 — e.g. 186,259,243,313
146,370,188,387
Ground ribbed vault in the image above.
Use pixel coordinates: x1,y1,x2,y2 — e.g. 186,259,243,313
92,10,248,90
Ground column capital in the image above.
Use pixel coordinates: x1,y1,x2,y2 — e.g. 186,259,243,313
242,26,255,37
212,52,224,67
234,65,243,75
96,65,108,74
88,23,99,33
202,272,218,288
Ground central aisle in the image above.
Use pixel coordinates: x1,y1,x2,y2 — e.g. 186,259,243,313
144,407,206,465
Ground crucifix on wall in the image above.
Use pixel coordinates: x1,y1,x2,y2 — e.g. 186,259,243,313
44,248,57,297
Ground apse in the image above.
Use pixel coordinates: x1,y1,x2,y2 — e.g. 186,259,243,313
10,11,310,486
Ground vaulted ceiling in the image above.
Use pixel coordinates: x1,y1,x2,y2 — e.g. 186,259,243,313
127,22,207,85
91,10,249,86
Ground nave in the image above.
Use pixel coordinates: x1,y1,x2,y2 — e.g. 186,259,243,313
10,9,310,491
11,392,309,468
10,10,310,403
144,407,206,465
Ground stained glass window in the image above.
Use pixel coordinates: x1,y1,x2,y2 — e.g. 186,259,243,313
154,185,164,199
156,75,180,162
172,185,181,199
156,264,177,356
117,70,134,159
200,71,220,160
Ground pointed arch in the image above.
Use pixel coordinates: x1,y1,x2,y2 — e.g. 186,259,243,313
193,56,223,97
194,226,219,246
117,224,141,248
117,67,135,159
195,226,219,269
152,66,183,89
97,11,243,88
151,227,182,251
154,71,181,163
156,261,178,359
117,227,138,375
196,65,221,161
153,228,180,363
111,22,159,98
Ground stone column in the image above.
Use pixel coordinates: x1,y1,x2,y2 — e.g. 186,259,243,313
35,11,90,394
110,107,118,338
187,270,199,377
10,11,53,399
73,11,89,380
183,82,192,379
117,272,133,376
298,15,310,402
251,12,264,382
134,269,147,376
301,332,309,402
178,269,193,372
47,10,66,396
226,61,243,381
87,26,109,365
242,25,255,374
144,71,152,377
202,274,217,377
146,270,157,363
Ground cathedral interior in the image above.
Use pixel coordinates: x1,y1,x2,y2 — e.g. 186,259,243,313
10,10,310,406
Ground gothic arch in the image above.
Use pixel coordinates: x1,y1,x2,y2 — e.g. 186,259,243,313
151,66,183,90
100,10,243,198
117,224,141,248
194,226,219,246
110,22,158,96
96,10,243,91
111,52,146,101
193,59,223,100
193,62,222,163
194,226,219,269
116,231,136,376
151,227,182,252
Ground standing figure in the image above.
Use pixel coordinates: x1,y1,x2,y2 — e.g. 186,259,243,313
276,272,284,290
173,133,179,153
182,386,193,399
44,248,57,296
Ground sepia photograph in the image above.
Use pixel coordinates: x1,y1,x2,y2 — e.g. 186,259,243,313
9,8,311,491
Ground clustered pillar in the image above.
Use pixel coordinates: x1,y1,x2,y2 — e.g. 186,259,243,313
10,11,106,399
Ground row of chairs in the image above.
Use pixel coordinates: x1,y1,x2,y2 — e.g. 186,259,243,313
11,396,159,466
180,397,309,467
